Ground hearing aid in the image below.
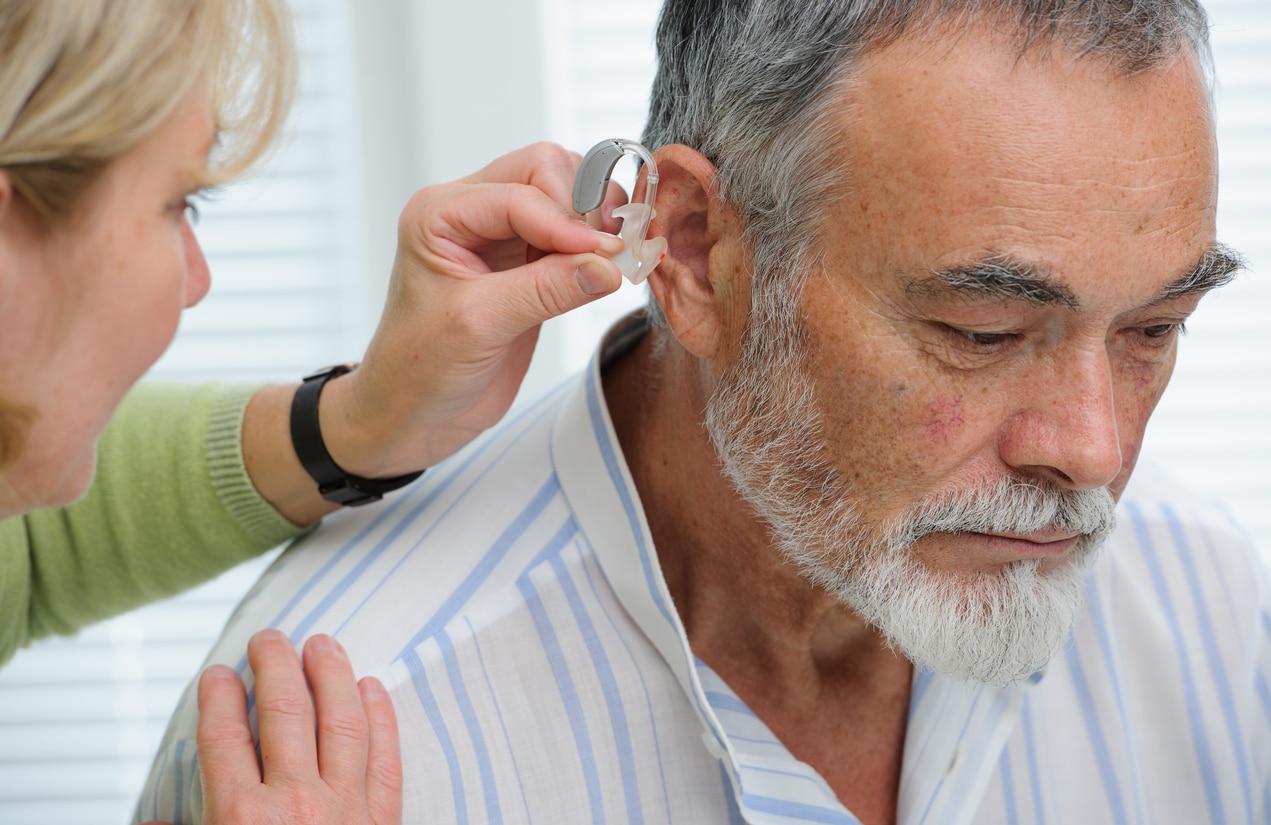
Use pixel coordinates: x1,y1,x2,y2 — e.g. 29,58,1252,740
573,138,668,285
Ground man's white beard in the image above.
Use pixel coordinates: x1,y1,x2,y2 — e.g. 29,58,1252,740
704,324,1116,685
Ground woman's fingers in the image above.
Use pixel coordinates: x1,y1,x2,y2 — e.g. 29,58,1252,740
248,629,318,785
360,677,403,825
461,142,583,208
303,634,370,792
197,631,402,825
415,182,623,272
492,252,624,333
195,665,259,797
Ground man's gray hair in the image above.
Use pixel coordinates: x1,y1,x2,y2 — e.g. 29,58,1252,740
641,0,1213,332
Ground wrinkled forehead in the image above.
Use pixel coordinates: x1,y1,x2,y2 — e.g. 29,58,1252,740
845,23,1215,181
821,26,1218,303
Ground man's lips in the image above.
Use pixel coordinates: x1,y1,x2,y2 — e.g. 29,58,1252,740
969,529,1081,558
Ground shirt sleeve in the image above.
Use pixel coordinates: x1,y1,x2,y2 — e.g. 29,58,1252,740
0,382,308,666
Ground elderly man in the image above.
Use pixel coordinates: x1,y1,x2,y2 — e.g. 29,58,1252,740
139,0,1270,823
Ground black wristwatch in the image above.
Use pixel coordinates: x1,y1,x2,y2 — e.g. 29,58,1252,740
290,364,424,506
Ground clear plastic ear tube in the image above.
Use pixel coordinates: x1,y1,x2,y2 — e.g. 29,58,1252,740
572,138,668,284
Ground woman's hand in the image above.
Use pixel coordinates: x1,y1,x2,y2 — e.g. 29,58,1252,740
329,142,628,477
182,630,402,825
241,142,628,524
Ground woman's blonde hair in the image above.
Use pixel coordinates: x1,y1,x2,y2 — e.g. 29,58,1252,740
0,0,296,223
0,0,296,471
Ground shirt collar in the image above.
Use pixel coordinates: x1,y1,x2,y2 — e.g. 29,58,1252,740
551,314,1030,825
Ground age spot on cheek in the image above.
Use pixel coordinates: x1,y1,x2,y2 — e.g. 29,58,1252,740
922,395,965,444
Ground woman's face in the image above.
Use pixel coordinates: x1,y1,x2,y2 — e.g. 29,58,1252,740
0,85,214,515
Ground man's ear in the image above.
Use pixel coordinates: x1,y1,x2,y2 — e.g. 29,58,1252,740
643,145,747,361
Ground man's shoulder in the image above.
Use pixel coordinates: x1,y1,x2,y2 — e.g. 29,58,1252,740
1113,459,1265,579
199,376,597,674
1100,458,1269,639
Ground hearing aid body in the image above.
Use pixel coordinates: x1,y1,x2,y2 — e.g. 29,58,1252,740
573,139,668,285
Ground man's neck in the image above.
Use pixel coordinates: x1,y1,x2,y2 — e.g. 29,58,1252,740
602,328,912,824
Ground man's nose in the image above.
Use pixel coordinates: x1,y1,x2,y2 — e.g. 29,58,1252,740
998,351,1123,490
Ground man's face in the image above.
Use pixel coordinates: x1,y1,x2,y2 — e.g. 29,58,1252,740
705,29,1229,683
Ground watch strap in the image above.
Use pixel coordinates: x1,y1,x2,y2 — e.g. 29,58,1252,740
290,364,424,506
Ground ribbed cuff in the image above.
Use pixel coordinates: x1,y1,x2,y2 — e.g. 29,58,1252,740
206,384,309,546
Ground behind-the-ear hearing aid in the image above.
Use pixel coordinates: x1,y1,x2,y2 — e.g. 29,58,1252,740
573,138,668,285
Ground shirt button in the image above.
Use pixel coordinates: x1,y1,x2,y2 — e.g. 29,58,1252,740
946,744,961,777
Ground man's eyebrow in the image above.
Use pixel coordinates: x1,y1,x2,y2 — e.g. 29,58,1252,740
902,243,1247,311
903,253,1079,309
1147,242,1245,304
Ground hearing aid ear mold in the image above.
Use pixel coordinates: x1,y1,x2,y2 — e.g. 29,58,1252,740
573,139,669,285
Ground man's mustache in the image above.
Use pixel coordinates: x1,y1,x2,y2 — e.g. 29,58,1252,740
890,479,1117,548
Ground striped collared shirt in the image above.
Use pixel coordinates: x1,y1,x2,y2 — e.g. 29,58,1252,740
136,320,1271,824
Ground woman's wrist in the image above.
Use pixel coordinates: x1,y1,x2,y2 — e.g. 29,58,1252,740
241,384,340,526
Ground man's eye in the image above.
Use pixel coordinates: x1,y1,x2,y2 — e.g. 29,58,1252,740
949,327,1014,348
1129,322,1187,350
1142,322,1185,339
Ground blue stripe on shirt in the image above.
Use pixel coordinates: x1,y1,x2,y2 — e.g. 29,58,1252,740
327,404,565,640
1082,571,1148,822
585,368,675,637
579,540,676,825
706,690,759,717
464,615,535,824
437,627,504,824
584,367,726,753
1063,640,1129,824
243,391,562,676
1128,501,1228,825
1167,505,1255,822
916,687,985,825
519,570,607,823
397,475,561,660
720,762,747,825
998,747,1020,825
1020,694,1049,825
742,793,863,824
403,647,469,825
549,552,646,825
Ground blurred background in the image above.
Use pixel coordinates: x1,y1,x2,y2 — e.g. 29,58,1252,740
0,0,1266,821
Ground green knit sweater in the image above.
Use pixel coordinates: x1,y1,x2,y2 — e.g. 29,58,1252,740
0,382,307,667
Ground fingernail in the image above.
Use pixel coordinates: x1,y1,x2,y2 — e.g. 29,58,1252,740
593,231,625,255
575,257,617,296
202,664,240,682
310,634,347,658
360,677,387,700
254,628,286,643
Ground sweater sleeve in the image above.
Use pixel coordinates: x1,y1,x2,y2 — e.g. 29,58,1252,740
0,382,308,666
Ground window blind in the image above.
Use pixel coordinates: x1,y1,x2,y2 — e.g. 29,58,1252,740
1146,0,1271,557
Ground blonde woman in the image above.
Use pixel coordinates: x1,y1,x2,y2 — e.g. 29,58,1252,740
0,1,626,822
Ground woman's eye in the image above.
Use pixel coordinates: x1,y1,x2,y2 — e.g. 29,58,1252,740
183,198,201,226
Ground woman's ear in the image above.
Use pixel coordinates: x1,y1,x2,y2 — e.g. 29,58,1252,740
0,171,14,224
643,145,747,361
